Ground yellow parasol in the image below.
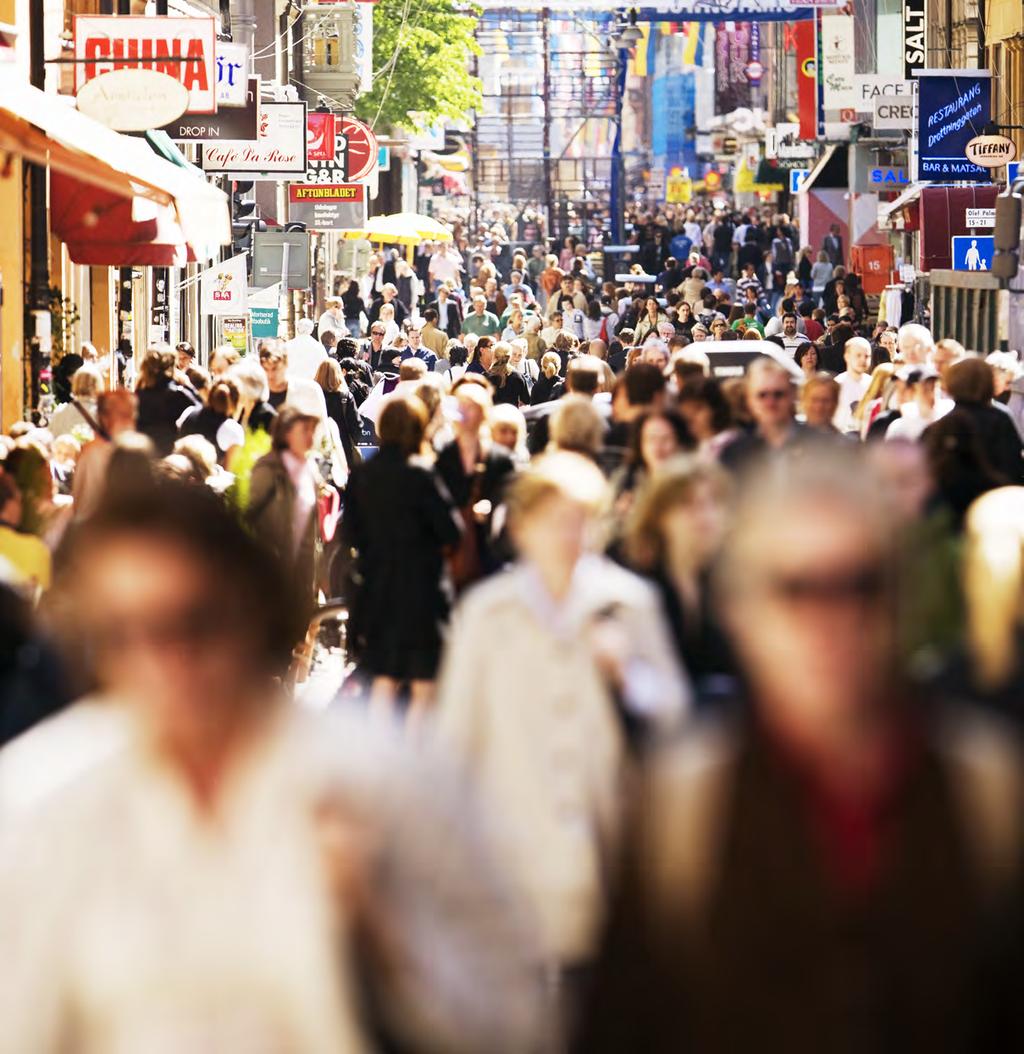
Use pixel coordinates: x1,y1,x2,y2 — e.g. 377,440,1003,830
342,211,453,246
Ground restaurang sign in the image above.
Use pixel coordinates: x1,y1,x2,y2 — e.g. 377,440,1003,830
74,15,217,114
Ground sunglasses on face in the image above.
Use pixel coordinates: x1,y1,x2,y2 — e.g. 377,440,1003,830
763,567,886,605
755,389,789,400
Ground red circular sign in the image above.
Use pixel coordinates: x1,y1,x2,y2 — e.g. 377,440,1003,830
705,170,722,190
338,117,378,182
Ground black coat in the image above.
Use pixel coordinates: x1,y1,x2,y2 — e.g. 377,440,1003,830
342,447,459,680
955,401,1024,484
136,377,200,456
427,297,464,338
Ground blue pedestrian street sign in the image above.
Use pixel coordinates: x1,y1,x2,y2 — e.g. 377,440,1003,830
951,235,994,272
790,168,811,194
1009,161,1020,183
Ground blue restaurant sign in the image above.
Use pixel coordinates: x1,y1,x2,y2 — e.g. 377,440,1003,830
916,70,992,182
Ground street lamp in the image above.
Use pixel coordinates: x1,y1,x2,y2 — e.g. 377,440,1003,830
606,9,640,245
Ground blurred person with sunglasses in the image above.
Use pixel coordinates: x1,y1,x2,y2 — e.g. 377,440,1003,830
720,357,813,471
576,449,1024,1053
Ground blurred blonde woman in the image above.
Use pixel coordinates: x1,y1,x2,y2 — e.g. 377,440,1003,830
436,452,687,973
962,487,1024,708
854,362,895,438
531,351,563,405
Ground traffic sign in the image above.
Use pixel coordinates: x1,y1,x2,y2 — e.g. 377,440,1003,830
790,168,811,194
745,60,764,83
951,235,994,272
1009,162,1020,183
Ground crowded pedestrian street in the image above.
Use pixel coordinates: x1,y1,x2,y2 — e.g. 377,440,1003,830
2,0,1024,1050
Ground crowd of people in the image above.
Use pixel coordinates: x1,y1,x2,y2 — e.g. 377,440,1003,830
2,205,1024,1050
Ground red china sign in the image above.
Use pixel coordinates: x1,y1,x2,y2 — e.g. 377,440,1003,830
75,16,217,115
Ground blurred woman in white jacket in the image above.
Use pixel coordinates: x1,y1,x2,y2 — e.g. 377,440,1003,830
435,453,689,973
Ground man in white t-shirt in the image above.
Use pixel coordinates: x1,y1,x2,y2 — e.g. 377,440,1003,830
428,244,463,291
833,336,872,432
285,318,327,381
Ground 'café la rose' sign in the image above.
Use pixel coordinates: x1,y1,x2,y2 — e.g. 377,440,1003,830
201,102,308,176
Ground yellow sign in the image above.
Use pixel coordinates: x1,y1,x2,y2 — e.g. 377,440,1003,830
666,174,692,203
735,160,784,195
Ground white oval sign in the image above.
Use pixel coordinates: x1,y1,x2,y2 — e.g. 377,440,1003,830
76,69,189,133
965,134,1018,168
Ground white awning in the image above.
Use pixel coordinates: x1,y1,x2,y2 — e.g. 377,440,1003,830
797,144,839,194
878,181,929,222
0,78,229,261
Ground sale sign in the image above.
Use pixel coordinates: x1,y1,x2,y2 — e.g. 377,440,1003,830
75,16,217,114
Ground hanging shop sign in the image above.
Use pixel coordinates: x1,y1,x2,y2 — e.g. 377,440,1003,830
76,68,189,132
855,75,917,115
162,75,259,142
916,70,992,181
200,254,249,316
902,0,926,81
74,15,217,114
216,42,248,108
820,13,856,110
299,115,379,184
964,134,1017,168
307,113,336,162
202,101,307,176
250,306,280,338
288,183,367,230
873,95,917,130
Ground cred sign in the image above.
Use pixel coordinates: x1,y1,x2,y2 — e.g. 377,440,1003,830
75,16,217,114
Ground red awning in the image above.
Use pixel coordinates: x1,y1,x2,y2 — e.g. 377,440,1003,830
0,77,228,265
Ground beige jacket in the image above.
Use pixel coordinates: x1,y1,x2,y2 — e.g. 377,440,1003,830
435,556,689,964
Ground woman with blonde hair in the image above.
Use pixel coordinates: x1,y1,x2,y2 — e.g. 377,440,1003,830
854,362,895,438
623,455,734,703
487,341,529,407
531,351,564,406
436,452,686,973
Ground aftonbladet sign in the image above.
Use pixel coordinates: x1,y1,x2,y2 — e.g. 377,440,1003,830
74,16,217,114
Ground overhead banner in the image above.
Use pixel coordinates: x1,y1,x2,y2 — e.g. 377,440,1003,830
202,101,308,176
486,0,819,17
74,15,217,114
916,70,992,181
200,254,248,316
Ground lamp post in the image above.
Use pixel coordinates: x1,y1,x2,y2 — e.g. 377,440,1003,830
608,11,641,246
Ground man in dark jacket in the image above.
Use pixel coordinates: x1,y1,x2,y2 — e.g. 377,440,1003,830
426,286,463,338
367,283,408,327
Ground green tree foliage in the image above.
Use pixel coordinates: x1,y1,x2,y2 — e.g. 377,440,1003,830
356,0,482,133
